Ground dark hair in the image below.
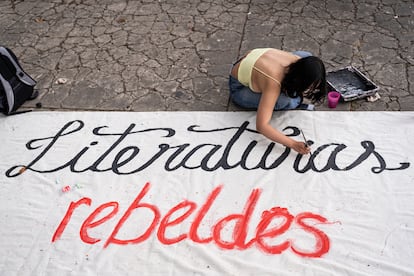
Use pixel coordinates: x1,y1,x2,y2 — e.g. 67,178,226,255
281,56,327,103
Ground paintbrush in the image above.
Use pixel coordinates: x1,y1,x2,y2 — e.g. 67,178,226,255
300,128,312,154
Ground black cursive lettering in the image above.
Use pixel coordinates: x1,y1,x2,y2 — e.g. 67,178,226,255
5,121,410,177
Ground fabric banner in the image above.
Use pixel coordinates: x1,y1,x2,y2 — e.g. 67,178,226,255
0,111,413,275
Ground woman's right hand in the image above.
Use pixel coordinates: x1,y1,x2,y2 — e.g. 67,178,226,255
291,140,311,155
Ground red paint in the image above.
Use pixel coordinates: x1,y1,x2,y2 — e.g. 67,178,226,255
290,212,330,258
52,197,91,242
62,185,71,192
188,185,222,244
81,202,119,244
104,182,160,248
157,200,197,244
254,207,294,254
52,182,332,257
212,188,260,250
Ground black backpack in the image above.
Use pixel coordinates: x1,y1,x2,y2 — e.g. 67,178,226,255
0,46,38,115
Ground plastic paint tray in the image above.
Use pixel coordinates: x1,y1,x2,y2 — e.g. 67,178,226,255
326,66,379,101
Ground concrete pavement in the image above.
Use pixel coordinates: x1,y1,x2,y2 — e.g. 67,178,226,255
1,0,413,112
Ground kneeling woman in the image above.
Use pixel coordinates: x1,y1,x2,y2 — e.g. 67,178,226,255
229,48,327,155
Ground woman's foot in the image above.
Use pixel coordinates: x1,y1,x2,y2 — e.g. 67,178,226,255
296,103,315,111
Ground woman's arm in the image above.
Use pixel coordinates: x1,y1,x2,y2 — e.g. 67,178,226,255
256,87,310,155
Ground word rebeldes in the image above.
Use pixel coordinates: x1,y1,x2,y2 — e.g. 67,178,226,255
52,182,331,258
6,120,409,177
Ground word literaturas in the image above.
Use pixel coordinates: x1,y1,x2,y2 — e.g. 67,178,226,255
6,120,409,177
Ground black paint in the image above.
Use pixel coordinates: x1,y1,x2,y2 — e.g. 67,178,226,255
5,120,410,177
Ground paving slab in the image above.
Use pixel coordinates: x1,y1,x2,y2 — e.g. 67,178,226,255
1,0,413,112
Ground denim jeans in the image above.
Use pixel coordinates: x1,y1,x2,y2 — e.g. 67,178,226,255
228,50,312,110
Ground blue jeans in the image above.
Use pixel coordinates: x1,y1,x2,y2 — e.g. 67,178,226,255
228,50,312,110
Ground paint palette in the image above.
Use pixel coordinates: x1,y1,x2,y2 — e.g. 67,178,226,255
326,66,379,101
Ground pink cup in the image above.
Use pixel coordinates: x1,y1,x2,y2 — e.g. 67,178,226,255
328,91,341,108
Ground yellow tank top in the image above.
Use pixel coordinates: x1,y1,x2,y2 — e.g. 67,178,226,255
238,48,281,91
238,48,270,90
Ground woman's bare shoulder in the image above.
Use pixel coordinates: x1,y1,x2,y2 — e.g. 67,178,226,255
262,49,299,65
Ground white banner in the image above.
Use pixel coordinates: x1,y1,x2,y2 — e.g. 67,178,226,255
0,111,413,275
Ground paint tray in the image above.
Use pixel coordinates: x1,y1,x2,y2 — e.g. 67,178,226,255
326,66,379,101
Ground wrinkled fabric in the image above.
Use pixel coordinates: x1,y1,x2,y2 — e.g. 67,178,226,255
0,111,413,275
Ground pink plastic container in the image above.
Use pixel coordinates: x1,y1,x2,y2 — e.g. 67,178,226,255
328,91,341,108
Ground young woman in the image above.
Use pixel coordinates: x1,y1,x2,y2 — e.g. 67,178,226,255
229,48,327,155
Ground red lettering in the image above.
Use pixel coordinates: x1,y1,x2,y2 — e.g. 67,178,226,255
52,197,91,242
212,188,260,250
52,182,332,258
188,185,222,243
157,200,197,244
80,202,119,244
291,212,330,258
104,182,160,248
254,207,294,254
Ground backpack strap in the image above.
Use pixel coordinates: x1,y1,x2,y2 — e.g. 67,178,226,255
0,47,36,86
0,73,14,114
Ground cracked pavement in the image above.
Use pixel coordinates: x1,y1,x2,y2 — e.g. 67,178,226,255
1,0,413,111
